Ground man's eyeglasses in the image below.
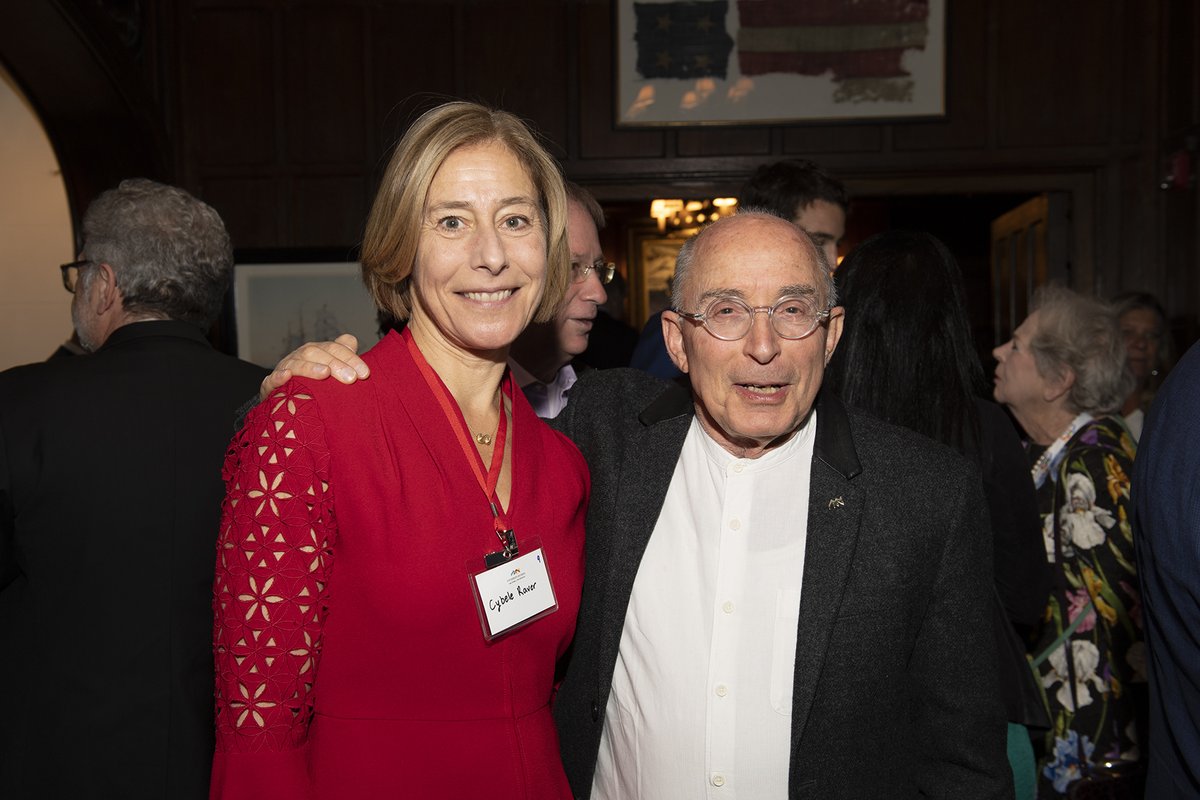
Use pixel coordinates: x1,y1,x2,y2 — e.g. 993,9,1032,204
571,260,616,285
60,260,95,294
675,295,831,341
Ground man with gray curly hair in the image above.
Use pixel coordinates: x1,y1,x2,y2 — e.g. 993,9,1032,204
0,179,266,798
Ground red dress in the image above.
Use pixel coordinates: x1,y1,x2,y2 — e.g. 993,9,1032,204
210,330,588,799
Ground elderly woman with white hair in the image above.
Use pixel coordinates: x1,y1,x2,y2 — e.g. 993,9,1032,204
992,287,1143,797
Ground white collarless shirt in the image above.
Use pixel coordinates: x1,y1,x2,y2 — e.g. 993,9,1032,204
592,413,815,800
509,359,576,419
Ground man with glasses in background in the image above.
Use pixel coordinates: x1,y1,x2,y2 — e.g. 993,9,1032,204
0,179,265,799
509,181,614,417
273,208,1012,798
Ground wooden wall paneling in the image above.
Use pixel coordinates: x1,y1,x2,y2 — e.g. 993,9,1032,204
0,1,169,230
1162,0,1198,135
1117,156,1159,294
182,6,276,167
1117,0,1156,147
458,1,570,157
893,0,989,151
369,4,458,162
1159,0,1199,322
676,127,771,157
288,175,367,248
995,0,1112,149
284,5,368,165
200,177,280,248
576,0,665,161
782,125,883,156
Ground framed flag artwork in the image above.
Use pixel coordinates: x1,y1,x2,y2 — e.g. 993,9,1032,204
615,0,946,125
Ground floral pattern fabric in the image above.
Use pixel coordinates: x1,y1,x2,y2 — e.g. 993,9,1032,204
212,387,335,754
1029,416,1143,797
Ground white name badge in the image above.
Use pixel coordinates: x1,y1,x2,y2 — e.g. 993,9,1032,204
470,544,558,641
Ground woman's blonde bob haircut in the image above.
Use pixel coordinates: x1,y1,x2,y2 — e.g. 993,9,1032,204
362,101,569,324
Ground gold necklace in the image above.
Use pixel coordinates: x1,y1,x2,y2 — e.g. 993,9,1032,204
473,389,503,446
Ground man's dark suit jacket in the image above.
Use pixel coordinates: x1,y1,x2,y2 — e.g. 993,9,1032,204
1133,341,1200,800
551,369,1012,799
0,321,266,799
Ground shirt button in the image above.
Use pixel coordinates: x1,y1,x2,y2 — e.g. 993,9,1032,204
732,462,744,474
712,774,726,787
715,683,728,697
722,601,734,614
729,518,741,531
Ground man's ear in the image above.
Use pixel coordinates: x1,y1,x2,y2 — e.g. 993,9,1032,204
90,263,121,316
823,306,845,366
662,311,689,374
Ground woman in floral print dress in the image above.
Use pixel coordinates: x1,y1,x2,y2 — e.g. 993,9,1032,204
992,287,1144,798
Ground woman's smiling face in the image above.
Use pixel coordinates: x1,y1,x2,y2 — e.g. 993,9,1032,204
408,140,547,358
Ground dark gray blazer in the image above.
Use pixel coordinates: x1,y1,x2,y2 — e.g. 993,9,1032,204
552,369,1013,800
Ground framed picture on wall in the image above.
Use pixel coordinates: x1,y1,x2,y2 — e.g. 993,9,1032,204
615,0,946,126
233,262,380,369
628,228,699,328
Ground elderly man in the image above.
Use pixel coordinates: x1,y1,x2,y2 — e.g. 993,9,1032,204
632,159,849,381
0,179,266,799
266,210,1011,798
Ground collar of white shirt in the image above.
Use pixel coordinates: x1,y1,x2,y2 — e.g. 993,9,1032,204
509,358,577,419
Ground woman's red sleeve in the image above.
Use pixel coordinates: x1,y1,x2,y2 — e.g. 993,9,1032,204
209,386,336,800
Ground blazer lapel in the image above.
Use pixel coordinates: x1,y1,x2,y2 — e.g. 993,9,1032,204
595,382,693,684
790,392,864,750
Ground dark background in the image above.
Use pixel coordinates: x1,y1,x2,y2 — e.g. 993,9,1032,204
2,0,1196,351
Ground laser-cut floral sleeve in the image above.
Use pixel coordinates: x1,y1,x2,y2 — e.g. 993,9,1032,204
210,385,335,799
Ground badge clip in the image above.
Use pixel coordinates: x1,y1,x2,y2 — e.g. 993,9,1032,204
483,528,518,569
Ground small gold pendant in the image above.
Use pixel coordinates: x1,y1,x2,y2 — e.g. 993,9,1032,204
474,432,493,446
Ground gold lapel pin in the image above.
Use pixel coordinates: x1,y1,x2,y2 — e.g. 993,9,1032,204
828,496,845,509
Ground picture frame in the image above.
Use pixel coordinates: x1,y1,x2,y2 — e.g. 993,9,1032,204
615,0,946,126
233,262,380,368
627,226,698,327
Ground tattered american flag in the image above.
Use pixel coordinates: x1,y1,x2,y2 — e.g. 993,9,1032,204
736,0,929,78
635,0,930,101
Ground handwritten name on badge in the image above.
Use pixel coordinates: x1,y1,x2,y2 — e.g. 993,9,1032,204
487,582,540,612
474,548,555,638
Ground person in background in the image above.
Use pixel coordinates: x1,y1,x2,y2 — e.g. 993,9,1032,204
509,181,613,416
826,230,1050,799
630,158,849,381
210,102,588,798
0,179,267,799
580,268,639,370
1132,340,1200,799
738,158,849,269
1112,291,1172,440
992,287,1143,798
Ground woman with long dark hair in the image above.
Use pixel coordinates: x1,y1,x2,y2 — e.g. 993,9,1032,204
827,230,1051,799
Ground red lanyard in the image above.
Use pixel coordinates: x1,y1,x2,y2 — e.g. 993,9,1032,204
404,329,513,538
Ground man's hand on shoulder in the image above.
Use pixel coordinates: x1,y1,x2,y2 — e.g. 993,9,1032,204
259,333,370,399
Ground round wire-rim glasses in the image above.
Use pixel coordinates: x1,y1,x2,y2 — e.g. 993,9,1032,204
571,260,616,285
675,295,832,341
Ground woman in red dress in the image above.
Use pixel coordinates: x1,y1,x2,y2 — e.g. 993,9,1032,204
210,102,588,799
